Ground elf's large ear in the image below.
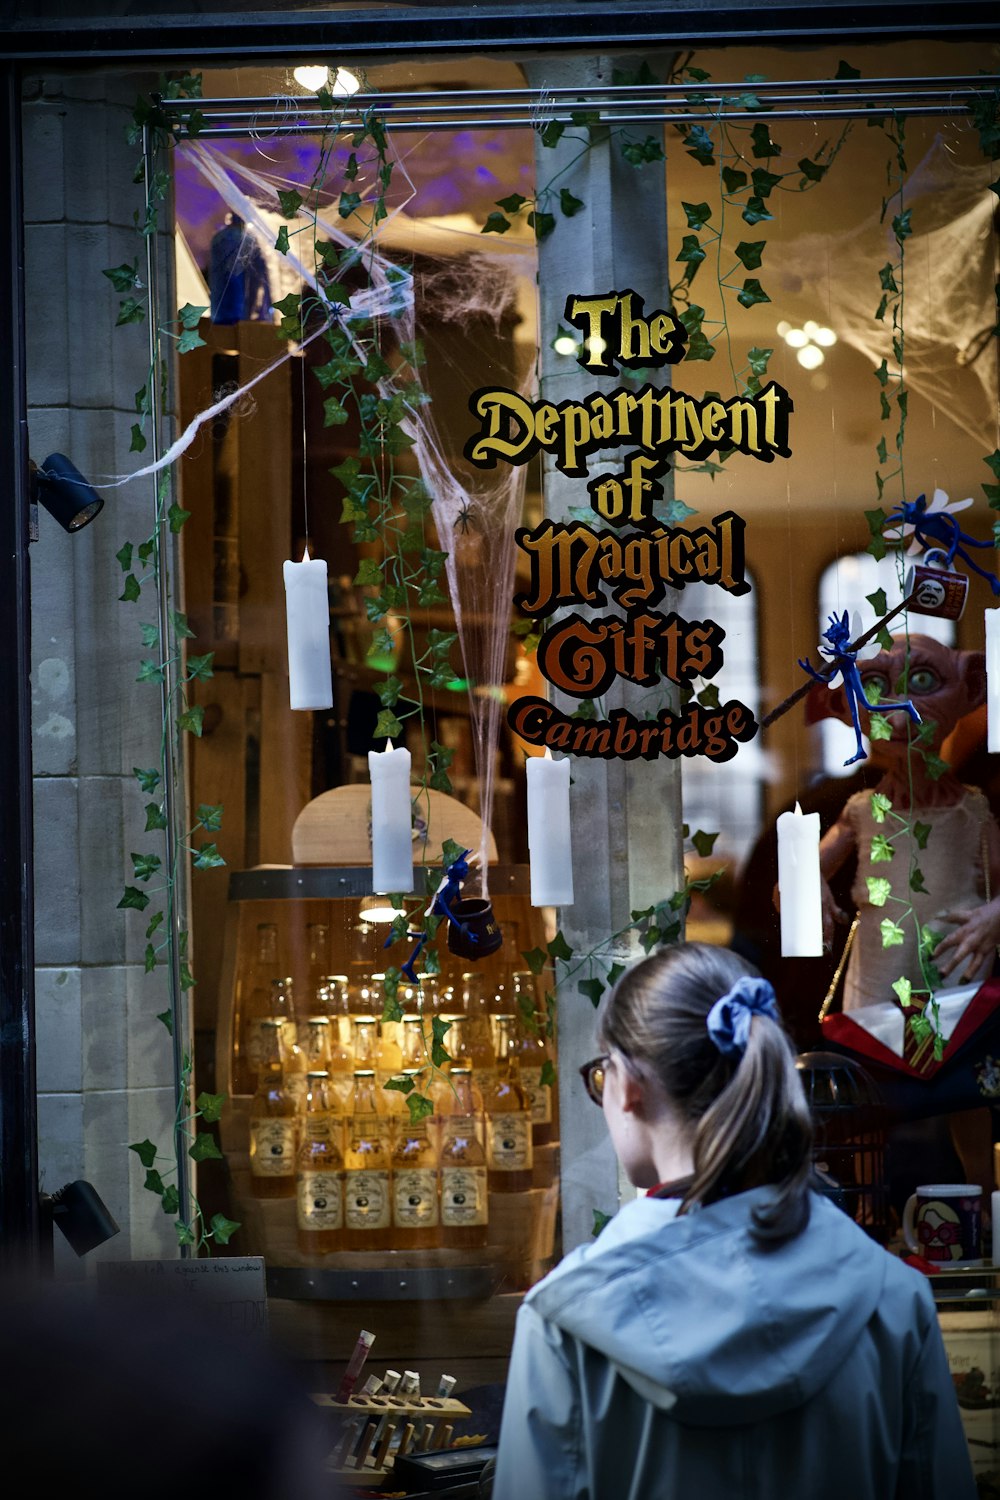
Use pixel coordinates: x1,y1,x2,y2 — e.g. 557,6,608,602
958,649,987,714
804,679,850,726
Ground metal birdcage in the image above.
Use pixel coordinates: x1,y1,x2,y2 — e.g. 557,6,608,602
796,1050,892,1245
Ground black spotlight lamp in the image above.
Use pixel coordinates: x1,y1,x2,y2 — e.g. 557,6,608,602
41,1179,121,1257
32,452,105,533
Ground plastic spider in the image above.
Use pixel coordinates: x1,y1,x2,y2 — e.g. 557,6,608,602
455,501,474,535
883,489,1000,595
799,609,920,766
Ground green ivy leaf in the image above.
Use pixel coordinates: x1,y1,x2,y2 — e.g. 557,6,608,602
868,712,892,741
129,423,147,453
210,1212,240,1244
740,195,773,224
871,833,894,863
527,209,556,240
682,200,713,229
910,866,928,894
277,188,303,218
592,1209,612,1238
892,209,912,244
676,234,706,280
136,658,164,684
116,297,145,326
870,791,892,823
750,122,780,158
431,1015,452,1068
131,851,161,882
406,1093,435,1124
866,876,892,907
130,1138,158,1168
539,120,565,148
157,1008,173,1034
621,134,664,165
913,821,931,850
144,802,167,832
339,190,362,218
143,943,157,973
196,803,223,831
880,918,905,948
383,1074,415,1094
835,60,862,79
133,768,160,797
521,946,547,975
797,157,827,182
721,166,748,194
103,259,140,291
193,842,226,870
175,1221,197,1247
117,882,149,906
892,976,913,1007
691,828,719,856
750,167,782,198
735,240,765,270
177,705,205,737
354,557,383,587
119,574,141,603
116,541,134,573
495,192,527,214
696,685,721,710
187,652,214,682
374,708,403,740
737,278,770,308
323,394,349,427
548,931,573,961
866,587,888,616
189,1132,223,1162
177,326,206,354
579,976,606,1006
684,123,715,165
559,188,584,217
482,210,512,235
144,1168,165,1195
168,503,191,532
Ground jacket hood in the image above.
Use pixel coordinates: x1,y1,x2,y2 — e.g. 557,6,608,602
527,1189,890,1426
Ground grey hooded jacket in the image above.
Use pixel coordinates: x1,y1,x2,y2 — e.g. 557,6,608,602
493,1188,974,1500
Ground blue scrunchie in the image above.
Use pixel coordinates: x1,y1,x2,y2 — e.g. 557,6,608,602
706,976,780,1057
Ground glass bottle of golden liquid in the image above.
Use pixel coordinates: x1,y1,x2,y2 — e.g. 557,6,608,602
376,1008,403,1093
269,977,308,1113
484,1014,534,1192
343,1069,393,1250
237,922,282,1093
510,972,556,1147
416,974,441,1017
296,1071,344,1254
299,1013,332,1071
391,1089,441,1250
457,972,497,1100
249,1020,298,1199
352,1017,379,1072
302,922,331,1018
439,1067,489,1249
322,976,356,1117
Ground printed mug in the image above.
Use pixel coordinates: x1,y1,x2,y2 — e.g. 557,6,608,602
904,551,969,621
902,1183,982,1264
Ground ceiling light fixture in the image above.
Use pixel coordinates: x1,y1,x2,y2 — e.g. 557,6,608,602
292,65,361,96
358,895,407,924
778,320,838,368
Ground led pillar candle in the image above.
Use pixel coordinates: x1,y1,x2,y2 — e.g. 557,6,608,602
526,747,574,907
283,547,333,711
368,739,413,894
776,802,823,957
987,609,1000,753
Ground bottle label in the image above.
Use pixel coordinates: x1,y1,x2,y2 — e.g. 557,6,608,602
487,1112,533,1171
297,1172,343,1231
472,1067,498,1098
520,1067,553,1126
441,1166,488,1226
393,1168,440,1228
250,1118,297,1177
345,1170,391,1230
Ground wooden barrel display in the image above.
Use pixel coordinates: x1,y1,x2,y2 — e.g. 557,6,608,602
214,789,560,1296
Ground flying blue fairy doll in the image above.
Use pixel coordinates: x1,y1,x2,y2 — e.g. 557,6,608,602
799,610,921,766
392,847,478,981
883,489,1000,595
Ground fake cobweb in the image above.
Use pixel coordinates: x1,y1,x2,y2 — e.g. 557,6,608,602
173,137,537,892
776,136,999,452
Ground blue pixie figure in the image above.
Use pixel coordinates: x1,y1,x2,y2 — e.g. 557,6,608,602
392,847,478,981
883,492,1000,595
799,610,921,766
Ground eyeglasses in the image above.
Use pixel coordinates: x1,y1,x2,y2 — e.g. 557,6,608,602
579,1054,610,1106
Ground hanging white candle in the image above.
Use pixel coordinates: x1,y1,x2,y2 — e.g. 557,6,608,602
282,546,333,711
776,802,823,958
368,739,413,894
986,609,1000,753
526,748,574,908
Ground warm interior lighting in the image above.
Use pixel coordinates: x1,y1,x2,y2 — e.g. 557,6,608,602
796,344,825,370
292,65,361,95
359,895,407,924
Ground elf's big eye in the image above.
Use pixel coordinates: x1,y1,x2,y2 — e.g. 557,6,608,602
908,667,941,694
861,672,890,698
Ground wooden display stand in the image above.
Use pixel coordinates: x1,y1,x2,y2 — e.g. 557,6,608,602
314,1392,473,1485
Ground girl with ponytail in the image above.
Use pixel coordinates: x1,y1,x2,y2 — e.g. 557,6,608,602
493,942,973,1500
